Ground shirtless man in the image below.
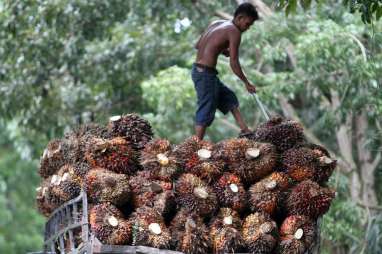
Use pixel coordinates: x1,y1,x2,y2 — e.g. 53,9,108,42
192,3,259,140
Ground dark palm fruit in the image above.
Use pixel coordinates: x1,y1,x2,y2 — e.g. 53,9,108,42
50,165,82,204
130,206,171,249
107,114,153,150
140,139,179,181
85,137,138,175
170,209,211,254
85,168,130,206
248,172,290,216
174,136,223,183
38,139,69,178
175,173,218,217
254,117,305,152
89,203,131,245
36,179,56,217
242,212,278,254
213,173,246,212
286,180,335,219
210,208,245,254
214,138,277,185
277,215,316,254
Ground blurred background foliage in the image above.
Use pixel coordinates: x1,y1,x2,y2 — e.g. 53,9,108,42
0,0,381,253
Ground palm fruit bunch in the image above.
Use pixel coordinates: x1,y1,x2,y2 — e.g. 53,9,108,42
140,139,179,181
130,206,171,249
175,173,218,217
170,209,211,254
242,212,279,254
89,203,132,245
49,164,83,203
107,114,153,150
38,139,70,178
213,173,247,213
174,136,223,183
286,180,335,219
277,215,316,254
214,138,277,185
282,143,337,184
254,116,305,152
209,208,245,254
85,137,138,174
248,172,290,216
85,168,130,205
36,181,56,217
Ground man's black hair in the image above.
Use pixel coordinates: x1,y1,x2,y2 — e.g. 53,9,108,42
234,3,259,20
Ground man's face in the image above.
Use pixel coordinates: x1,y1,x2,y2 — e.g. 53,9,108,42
238,15,255,32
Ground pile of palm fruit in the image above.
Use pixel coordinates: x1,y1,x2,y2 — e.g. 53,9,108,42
36,114,336,254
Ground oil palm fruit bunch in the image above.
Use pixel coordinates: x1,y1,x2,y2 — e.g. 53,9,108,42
38,139,70,178
49,165,82,204
175,173,218,217
210,208,245,254
174,136,223,183
85,168,130,205
254,117,305,152
107,114,153,150
248,172,290,216
282,143,336,184
130,206,171,249
213,173,246,212
36,180,56,217
140,139,179,181
286,180,335,219
170,209,211,254
89,203,132,245
277,215,316,254
214,138,277,185
85,137,138,174
242,212,279,254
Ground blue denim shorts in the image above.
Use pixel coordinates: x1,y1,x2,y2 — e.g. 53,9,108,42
191,63,239,127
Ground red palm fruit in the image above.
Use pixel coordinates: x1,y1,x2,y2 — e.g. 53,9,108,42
214,138,277,185
175,173,218,217
38,139,70,178
130,206,171,249
170,209,211,254
89,203,131,245
85,168,130,206
213,173,246,212
107,114,153,150
254,117,305,152
140,139,180,181
210,208,245,254
277,215,316,254
283,143,336,184
242,212,279,254
248,172,290,216
286,180,335,219
85,137,138,175
174,136,223,183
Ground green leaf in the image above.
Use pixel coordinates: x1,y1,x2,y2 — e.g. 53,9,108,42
286,0,298,16
377,6,382,20
301,0,312,10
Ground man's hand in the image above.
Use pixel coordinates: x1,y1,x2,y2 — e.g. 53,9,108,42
222,48,230,57
245,82,257,94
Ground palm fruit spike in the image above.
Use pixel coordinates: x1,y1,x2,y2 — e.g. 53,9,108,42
130,206,171,249
282,143,336,184
286,180,335,219
210,208,245,254
214,138,277,185
50,165,82,204
89,203,131,245
248,172,290,216
170,209,211,254
85,137,138,174
175,173,218,217
85,168,130,206
107,114,153,150
213,173,247,212
140,139,179,181
277,215,316,254
174,136,223,183
242,212,279,254
128,171,174,217
254,116,305,152
38,139,69,178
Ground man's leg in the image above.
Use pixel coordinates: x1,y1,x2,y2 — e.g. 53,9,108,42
231,106,251,133
195,125,207,140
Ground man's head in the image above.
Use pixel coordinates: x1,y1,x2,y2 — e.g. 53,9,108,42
233,3,259,32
